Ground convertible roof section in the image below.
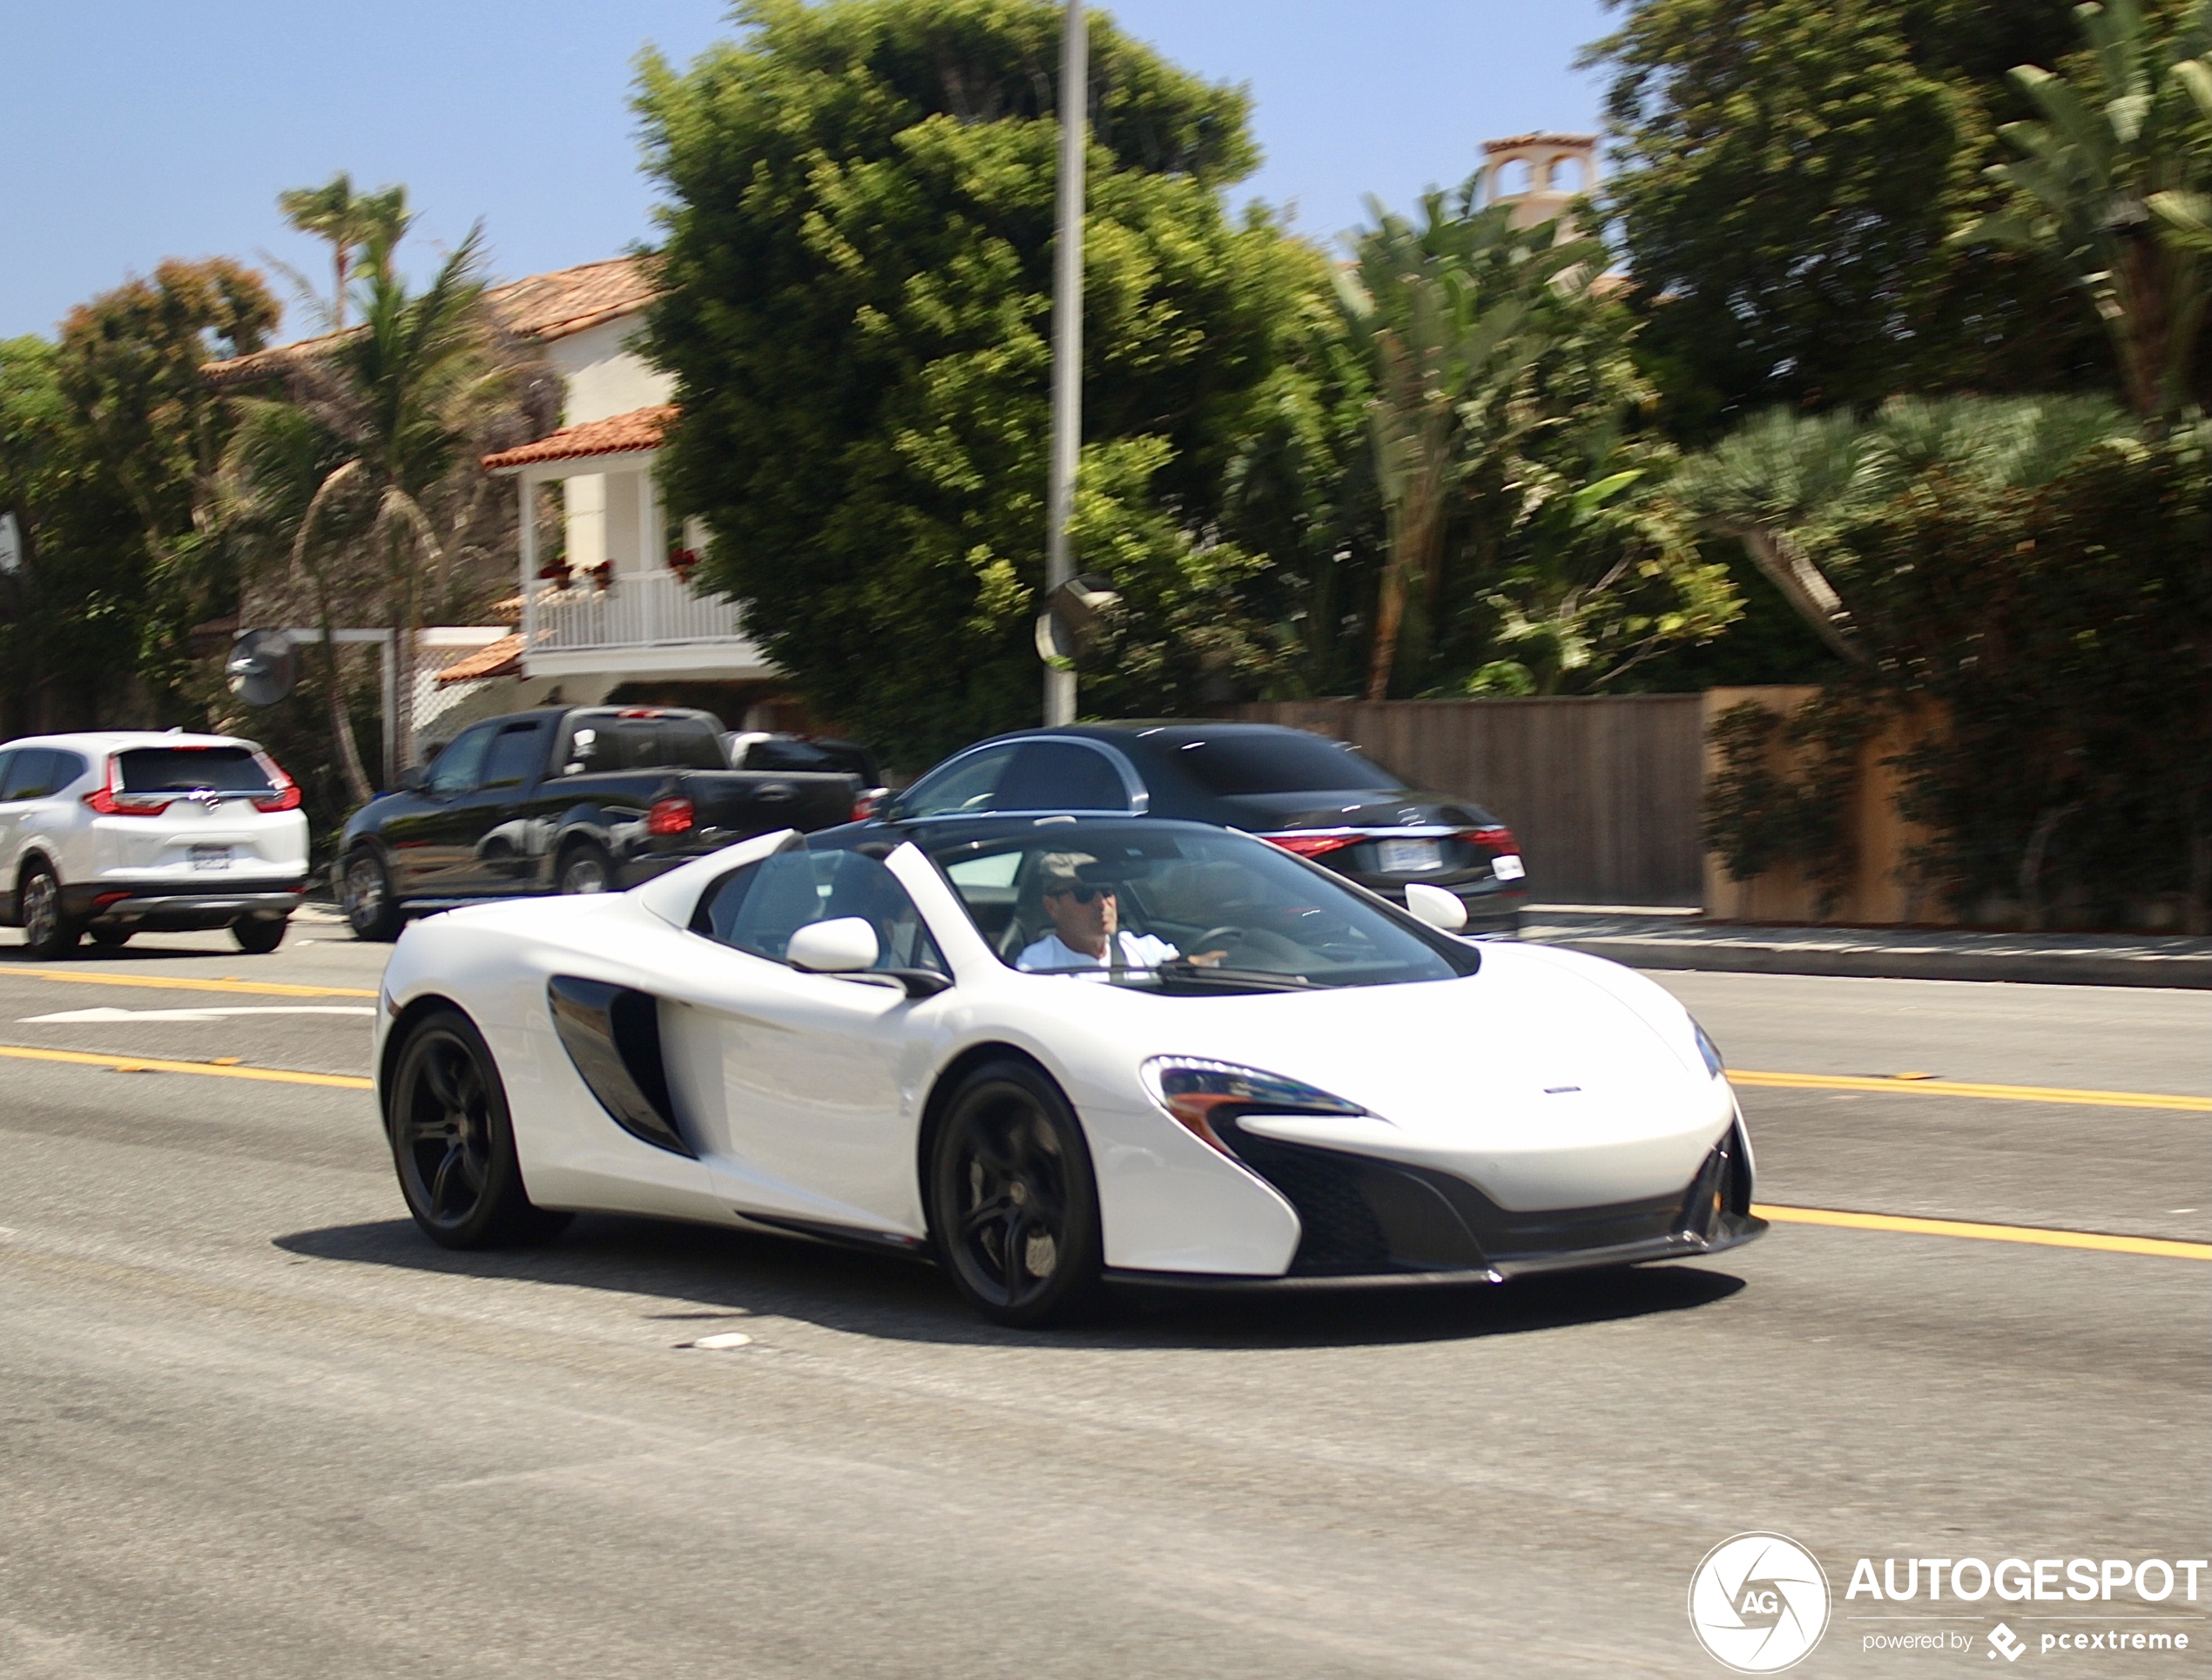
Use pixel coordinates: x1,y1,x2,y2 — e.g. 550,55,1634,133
631,828,801,928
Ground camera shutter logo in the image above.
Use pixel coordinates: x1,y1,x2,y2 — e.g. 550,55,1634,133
1688,1532,1831,1672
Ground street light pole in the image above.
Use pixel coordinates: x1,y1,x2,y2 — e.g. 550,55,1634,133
1043,0,1087,727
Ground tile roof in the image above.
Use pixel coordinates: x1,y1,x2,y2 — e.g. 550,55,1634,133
481,404,675,471
433,632,523,685
202,256,658,389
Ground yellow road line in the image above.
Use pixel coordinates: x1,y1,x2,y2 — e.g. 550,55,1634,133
1731,1069,2209,1113
1754,1203,2211,1260
0,966,375,1000
0,1042,372,1090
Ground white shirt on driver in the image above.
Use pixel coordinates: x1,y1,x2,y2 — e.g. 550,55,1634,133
1016,929,1181,974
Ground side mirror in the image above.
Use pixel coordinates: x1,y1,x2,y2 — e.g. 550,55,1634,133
398,766,426,792
786,916,880,975
1404,881,1468,933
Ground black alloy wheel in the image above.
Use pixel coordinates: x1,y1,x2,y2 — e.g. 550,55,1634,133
386,1009,570,1249
928,1060,1103,1326
233,915,287,955
20,863,79,959
558,842,616,895
343,849,402,941
87,924,132,949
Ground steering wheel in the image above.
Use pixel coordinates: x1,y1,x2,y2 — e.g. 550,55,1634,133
1190,925,1306,970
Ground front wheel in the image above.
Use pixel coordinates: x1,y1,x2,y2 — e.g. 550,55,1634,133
386,1008,570,1249
927,1060,1103,1327
20,863,79,959
343,849,402,941
233,915,287,955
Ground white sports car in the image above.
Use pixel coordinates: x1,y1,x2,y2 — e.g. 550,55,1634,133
374,816,1763,1325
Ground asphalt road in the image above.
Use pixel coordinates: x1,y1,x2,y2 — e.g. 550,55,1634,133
1,914,2205,1678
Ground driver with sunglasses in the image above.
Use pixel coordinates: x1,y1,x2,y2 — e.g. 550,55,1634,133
1015,852,1224,974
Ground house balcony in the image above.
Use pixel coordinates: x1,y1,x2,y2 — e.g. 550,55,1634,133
523,568,774,681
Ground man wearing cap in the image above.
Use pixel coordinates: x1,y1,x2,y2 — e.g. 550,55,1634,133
1017,852,1213,974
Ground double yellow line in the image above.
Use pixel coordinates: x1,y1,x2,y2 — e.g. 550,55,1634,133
2,967,2203,1262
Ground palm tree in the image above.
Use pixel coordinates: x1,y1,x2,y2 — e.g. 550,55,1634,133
1338,196,1602,699
1957,0,2212,426
277,174,412,332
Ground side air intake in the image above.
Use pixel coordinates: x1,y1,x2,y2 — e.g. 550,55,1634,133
546,975,691,1157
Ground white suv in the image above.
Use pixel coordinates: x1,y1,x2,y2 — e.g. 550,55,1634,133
0,732,311,958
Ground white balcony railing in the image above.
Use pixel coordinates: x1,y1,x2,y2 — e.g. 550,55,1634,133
528,568,750,652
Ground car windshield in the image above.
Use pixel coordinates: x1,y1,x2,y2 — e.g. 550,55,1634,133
1163,732,1406,797
924,821,1478,991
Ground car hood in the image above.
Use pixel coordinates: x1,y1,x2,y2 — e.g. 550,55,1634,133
1066,941,1730,1209
1210,790,1498,830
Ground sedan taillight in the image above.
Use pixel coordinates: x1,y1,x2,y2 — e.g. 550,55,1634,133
1262,832,1360,860
647,795,695,836
1461,825,1519,853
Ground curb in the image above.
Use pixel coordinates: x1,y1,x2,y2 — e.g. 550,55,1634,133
1520,919,2212,989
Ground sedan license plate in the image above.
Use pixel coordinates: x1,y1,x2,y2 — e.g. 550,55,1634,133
1377,837,1442,874
190,844,231,871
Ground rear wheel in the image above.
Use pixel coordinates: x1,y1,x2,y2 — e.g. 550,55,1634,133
557,841,616,895
927,1060,1103,1326
20,863,79,959
233,916,287,955
386,1008,570,1249
343,849,402,941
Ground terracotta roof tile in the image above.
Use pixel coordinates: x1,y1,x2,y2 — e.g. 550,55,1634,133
482,404,675,471
433,632,523,685
202,256,658,388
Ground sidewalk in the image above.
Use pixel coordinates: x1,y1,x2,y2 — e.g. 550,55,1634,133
1520,907,2212,989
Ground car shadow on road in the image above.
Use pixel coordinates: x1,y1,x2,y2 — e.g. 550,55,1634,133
274,1213,1748,1352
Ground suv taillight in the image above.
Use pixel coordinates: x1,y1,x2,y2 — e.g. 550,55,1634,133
252,752,302,812
646,795,695,836
84,761,172,816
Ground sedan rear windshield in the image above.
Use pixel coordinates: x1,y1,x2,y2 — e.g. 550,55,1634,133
118,746,272,793
925,821,1478,991
1167,733,1406,797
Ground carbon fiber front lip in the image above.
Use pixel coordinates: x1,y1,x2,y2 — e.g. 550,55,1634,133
1103,1211,1766,1291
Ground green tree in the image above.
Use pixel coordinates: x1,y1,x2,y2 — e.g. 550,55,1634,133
1588,0,2096,435
276,173,412,332
1957,0,2212,425
1332,192,1735,698
50,258,280,705
637,0,1305,766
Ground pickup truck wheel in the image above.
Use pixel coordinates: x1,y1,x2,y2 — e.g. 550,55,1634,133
557,842,616,895
343,850,403,941
20,863,80,959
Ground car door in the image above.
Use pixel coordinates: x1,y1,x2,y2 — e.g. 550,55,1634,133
386,723,497,894
448,719,551,894
658,847,954,1238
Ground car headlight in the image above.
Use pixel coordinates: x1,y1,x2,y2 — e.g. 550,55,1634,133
1140,1056,1366,1153
1692,1021,1726,1079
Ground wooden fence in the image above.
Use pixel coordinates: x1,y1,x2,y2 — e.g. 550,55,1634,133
1227,696,1708,906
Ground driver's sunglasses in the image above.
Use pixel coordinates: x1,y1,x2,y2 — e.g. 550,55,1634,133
1045,884,1114,905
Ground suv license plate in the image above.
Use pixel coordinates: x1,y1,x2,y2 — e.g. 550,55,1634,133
190,845,231,870
1378,838,1442,874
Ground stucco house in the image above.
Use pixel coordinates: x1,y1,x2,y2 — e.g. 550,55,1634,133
206,257,792,743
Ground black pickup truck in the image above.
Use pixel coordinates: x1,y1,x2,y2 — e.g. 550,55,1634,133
334,705,861,940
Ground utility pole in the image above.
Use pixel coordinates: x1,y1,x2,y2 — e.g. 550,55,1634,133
1043,0,1087,726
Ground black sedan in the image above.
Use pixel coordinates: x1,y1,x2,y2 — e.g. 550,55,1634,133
872,722,1526,934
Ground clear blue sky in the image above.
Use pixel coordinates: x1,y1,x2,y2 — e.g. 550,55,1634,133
2,0,1613,342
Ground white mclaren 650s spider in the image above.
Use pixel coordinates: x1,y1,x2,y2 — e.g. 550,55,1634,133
374,815,1764,1325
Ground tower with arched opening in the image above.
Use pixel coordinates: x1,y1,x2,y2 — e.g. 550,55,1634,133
1480,132,1598,234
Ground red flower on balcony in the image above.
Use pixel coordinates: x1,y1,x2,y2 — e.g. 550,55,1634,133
669,547,700,582
537,561,572,586
582,561,615,592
